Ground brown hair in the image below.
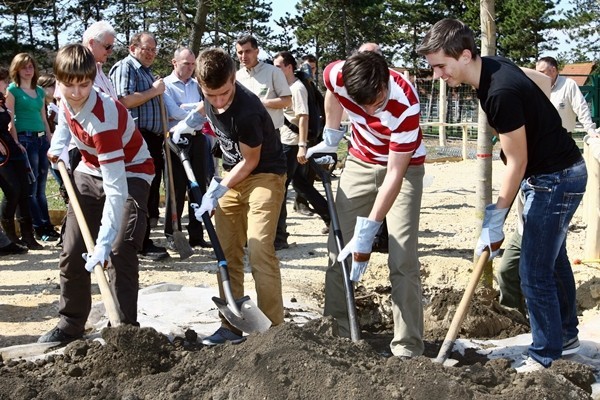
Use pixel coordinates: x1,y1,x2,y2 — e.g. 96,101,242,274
417,18,479,60
38,73,56,89
9,53,39,87
54,44,97,84
196,48,236,90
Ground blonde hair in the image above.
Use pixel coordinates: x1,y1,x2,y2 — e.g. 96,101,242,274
54,44,96,84
9,53,39,87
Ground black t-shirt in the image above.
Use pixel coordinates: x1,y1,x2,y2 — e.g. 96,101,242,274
477,56,581,178
206,82,286,175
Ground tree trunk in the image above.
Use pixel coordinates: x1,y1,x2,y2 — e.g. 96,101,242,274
189,0,210,56
477,0,496,287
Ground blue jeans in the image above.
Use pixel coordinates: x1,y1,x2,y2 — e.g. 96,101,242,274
18,132,51,228
520,158,587,367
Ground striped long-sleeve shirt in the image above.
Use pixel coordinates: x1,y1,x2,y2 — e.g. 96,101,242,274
323,60,425,166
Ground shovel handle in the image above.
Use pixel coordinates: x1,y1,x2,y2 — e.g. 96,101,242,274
56,161,123,327
309,158,361,342
434,248,490,363
171,143,243,318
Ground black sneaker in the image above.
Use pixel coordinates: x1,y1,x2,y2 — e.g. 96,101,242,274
274,240,289,251
139,243,170,261
38,326,83,344
295,203,314,216
0,241,28,255
562,337,580,355
35,226,59,242
189,238,212,248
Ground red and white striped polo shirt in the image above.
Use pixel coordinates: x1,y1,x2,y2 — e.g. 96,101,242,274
323,60,426,166
63,90,155,183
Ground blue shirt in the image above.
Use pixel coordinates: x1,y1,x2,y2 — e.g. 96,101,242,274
163,72,204,131
109,54,161,134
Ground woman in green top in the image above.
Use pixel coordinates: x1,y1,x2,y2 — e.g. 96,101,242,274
5,53,53,248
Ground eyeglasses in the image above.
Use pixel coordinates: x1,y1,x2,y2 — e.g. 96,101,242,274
101,43,114,51
139,47,158,54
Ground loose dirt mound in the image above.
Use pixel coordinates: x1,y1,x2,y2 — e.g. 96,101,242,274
0,321,595,400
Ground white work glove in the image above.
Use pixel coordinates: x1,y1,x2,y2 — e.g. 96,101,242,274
180,102,201,111
47,102,59,117
171,119,194,144
475,204,509,260
191,177,229,221
338,217,383,281
306,127,345,158
82,244,111,273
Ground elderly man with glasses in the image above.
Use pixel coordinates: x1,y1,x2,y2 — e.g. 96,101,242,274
109,31,169,261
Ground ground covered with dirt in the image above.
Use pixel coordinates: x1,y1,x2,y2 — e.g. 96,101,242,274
0,321,596,400
1,143,600,399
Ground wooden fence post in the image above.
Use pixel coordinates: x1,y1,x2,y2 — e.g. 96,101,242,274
584,142,600,259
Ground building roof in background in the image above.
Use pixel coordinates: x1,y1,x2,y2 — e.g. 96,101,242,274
561,62,596,85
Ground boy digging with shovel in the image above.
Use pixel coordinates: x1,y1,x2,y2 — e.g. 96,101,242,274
39,44,154,343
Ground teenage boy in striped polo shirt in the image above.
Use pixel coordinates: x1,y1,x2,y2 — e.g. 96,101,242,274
308,50,426,358
40,44,155,343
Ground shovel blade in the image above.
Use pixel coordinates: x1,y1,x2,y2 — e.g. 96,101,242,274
212,296,272,333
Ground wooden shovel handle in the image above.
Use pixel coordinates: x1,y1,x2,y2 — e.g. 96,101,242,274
433,248,490,363
57,161,123,326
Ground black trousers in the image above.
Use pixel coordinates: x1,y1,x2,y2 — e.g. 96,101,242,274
164,133,207,241
140,129,164,248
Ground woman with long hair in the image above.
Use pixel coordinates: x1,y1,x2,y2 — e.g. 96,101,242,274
5,53,56,247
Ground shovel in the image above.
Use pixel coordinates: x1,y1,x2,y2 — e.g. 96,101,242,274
159,95,194,260
168,139,271,333
56,161,124,327
309,156,361,342
433,248,490,364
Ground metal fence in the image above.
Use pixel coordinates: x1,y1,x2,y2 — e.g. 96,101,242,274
415,74,596,139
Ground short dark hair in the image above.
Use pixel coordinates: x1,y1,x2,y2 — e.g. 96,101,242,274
538,56,558,69
342,51,389,106
130,31,156,47
417,18,479,60
54,44,96,83
235,34,258,49
196,47,236,89
274,51,296,69
302,54,317,63
0,67,8,82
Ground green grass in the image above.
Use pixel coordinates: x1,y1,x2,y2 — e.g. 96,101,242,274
0,172,66,211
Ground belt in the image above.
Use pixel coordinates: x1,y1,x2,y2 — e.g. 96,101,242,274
18,131,45,137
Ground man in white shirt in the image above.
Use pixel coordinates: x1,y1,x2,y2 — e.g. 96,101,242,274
163,47,211,249
235,35,291,130
536,56,598,136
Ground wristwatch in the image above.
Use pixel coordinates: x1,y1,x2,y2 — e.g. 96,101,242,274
298,142,307,148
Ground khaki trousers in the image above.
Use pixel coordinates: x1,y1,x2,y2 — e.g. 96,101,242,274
215,172,286,330
324,155,424,356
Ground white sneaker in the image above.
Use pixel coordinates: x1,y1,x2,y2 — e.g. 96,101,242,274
514,356,545,373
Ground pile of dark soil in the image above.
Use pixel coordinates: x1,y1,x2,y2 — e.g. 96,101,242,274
0,320,595,400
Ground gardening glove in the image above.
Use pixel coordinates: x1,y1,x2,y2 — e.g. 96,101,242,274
475,204,509,260
171,119,194,145
47,102,59,117
338,217,383,281
306,127,345,158
191,177,229,221
82,244,111,273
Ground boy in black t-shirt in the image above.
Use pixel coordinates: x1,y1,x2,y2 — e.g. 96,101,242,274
418,19,586,372
190,47,287,346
